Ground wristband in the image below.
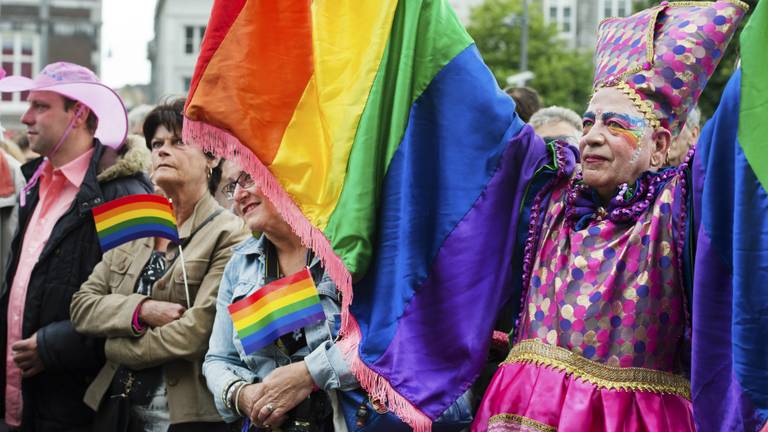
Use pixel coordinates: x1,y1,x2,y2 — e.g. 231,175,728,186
222,378,244,411
233,382,247,417
131,303,146,334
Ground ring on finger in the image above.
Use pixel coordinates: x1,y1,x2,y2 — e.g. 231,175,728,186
264,403,275,413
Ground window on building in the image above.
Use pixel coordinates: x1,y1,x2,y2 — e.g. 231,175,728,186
185,26,195,54
2,60,12,101
549,6,557,21
183,77,192,92
20,37,32,56
0,33,38,102
2,39,12,56
604,2,612,18
618,0,627,16
184,25,207,55
563,6,571,32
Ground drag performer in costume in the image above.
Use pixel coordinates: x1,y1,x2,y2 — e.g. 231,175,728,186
473,1,751,431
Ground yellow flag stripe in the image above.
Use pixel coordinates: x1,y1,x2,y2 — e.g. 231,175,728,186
95,209,176,231
269,0,399,231
232,285,320,330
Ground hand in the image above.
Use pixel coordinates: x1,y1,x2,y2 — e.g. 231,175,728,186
236,383,264,419
11,333,45,378
251,362,315,428
138,299,186,327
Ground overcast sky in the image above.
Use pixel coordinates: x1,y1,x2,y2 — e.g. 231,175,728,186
101,0,157,88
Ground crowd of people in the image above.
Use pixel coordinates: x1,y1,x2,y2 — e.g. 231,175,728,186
0,0,763,431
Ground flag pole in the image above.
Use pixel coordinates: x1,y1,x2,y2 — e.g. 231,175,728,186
168,198,191,309
178,244,192,309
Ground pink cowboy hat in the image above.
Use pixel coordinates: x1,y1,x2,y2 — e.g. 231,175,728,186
0,62,127,148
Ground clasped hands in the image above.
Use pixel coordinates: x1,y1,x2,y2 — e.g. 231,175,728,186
237,361,316,429
138,299,186,327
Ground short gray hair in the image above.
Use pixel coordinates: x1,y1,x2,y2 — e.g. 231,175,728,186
529,106,582,132
685,106,701,130
128,104,155,135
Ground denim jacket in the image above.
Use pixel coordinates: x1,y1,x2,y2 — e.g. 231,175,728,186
203,235,357,422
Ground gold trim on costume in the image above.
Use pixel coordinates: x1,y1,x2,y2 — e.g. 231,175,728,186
669,1,748,12
489,414,557,432
613,81,661,130
504,339,691,399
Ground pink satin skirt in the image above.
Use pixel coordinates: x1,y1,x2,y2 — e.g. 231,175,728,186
473,359,694,432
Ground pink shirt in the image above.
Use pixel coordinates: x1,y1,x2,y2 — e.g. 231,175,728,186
5,148,94,427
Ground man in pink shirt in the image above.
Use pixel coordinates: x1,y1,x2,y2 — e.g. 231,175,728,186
0,63,152,431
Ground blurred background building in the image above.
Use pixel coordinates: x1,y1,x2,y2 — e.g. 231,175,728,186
542,0,633,49
0,0,102,132
148,0,212,102
451,0,633,48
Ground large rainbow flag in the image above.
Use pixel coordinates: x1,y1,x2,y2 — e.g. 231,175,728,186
691,1,768,430
92,194,179,252
184,0,552,429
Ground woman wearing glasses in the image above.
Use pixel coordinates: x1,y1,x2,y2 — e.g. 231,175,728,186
204,171,357,431
70,99,249,431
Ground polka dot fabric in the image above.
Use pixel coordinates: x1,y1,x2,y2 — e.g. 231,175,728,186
593,0,747,136
520,177,685,372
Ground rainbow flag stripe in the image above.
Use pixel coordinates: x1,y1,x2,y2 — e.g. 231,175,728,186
92,194,180,251
228,268,325,354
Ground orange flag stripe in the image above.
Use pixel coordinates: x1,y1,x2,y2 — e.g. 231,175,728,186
93,201,172,224
186,0,313,165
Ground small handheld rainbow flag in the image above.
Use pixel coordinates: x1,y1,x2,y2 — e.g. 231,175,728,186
228,268,325,355
92,194,180,252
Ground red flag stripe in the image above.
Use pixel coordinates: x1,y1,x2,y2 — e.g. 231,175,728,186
227,268,312,314
92,194,173,216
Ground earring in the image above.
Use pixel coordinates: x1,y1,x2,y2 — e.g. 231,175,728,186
207,167,213,179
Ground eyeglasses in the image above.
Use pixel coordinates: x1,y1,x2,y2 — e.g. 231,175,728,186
221,171,255,200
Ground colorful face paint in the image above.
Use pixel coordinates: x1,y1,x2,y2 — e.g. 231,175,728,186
603,112,647,164
582,112,596,134
602,112,646,149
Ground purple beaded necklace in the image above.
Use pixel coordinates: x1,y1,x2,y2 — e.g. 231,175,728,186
565,166,680,230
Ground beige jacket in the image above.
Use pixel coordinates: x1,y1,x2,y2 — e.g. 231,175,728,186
71,192,249,424
0,152,24,279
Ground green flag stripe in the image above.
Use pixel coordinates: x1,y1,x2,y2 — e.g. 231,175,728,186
323,0,472,279
236,295,321,337
739,0,768,190
98,217,177,238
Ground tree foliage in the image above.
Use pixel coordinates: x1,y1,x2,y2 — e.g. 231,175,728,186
465,0,757,119
465,0,594,113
